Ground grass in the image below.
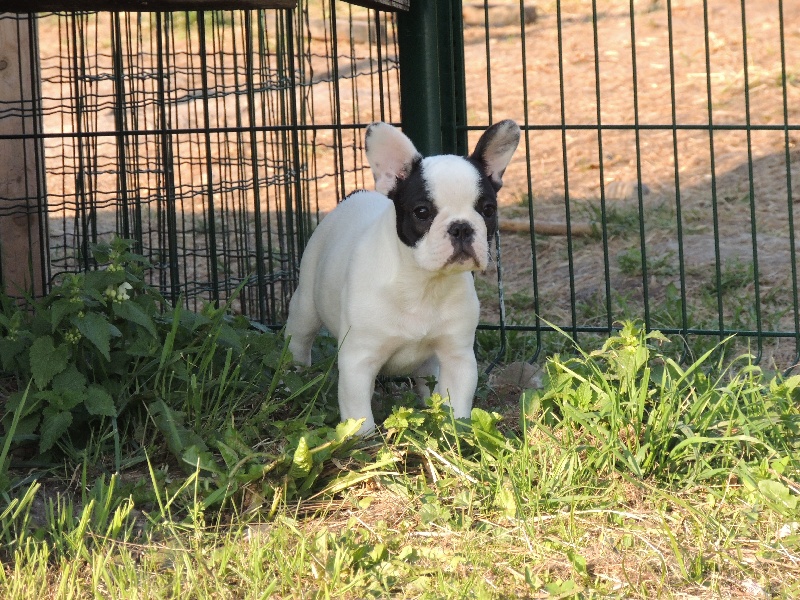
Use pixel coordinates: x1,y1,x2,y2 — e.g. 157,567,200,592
0,244,798,597
2,309,799,598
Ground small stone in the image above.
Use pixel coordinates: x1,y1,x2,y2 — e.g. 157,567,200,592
492,361,543,388
740,578,768,598
777,521,799,539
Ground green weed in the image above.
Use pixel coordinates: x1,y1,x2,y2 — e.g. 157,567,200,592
618,247,677,277
704,257,754,297
2,251,799,598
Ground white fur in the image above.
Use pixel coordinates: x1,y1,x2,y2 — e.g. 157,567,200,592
285,121,519,435
411,155,489,273
285,191,479,434
365,122,421,196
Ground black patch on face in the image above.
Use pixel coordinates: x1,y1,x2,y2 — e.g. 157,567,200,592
467,157,500,240
387,157,438,247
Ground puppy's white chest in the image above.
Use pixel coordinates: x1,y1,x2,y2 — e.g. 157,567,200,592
381,337,436,376
372,282,478,375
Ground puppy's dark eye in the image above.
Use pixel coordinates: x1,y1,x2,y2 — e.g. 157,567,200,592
481,204,497,219
413,206,431,220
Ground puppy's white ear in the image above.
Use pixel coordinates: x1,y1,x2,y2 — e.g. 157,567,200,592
365,122,421,196
470,120,521,191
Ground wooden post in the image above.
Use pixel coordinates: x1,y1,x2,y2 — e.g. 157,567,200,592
0,14,45,297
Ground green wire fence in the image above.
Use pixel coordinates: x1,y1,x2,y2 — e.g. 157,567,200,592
1,0,798,368
454,0,799,368
0,3,399,325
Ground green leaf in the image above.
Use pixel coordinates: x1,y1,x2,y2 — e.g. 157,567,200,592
297,462,325,495
202,483,236,508
782,374,800,391
334,419,364,443
419,501,451,525
520,388,540,416
50,299,81,332
574,380,593,411
112,300,157,338
149,400,221,475
494,485,517,518
72,312,114,361
38,365,87,411
758,479,798,511
567,550,588,577
51,364,87,394
471,408,501,435
151,400,201,454
384,406,425,431
29,336,69,390
182,445,222,475
9,414,41,441
289,436,313,479
545,579,577,595
0,382,31,493
0,337,25,372
90,241,112,263
159,305,182,369
217,322,244,351
215,441,241,469
85,385,116,417
5,390,41,416
39,408,73,453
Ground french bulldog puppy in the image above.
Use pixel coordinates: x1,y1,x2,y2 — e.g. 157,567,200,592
285,120,520,434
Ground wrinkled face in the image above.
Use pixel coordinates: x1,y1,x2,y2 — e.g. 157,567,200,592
388,155,498,273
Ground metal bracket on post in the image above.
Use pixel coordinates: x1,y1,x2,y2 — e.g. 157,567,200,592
397,0,467,157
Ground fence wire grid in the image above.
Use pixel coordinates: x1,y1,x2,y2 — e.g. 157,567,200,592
461,0,799,368
0,3,399,325
1,0,799,369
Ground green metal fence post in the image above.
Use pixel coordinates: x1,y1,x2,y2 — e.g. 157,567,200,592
397,1,442,156
397,0,466,156
438,0,468,156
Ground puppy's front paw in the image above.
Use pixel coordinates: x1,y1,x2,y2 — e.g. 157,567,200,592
354,418,376,437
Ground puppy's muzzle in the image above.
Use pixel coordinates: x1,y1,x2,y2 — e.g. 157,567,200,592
446,220,479,266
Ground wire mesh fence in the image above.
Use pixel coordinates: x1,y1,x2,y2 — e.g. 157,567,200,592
1,0,798,369
0,4,399,324
462,0,799,368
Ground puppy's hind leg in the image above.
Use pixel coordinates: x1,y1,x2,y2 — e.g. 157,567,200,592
285,291,322,366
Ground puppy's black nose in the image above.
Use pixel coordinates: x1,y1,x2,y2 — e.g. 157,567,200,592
448,221,474,243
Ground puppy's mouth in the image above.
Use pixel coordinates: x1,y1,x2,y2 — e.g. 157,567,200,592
445,244,480,268
443,220,483,270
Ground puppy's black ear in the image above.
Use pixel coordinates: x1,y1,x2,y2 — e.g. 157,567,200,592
470,120,521,191
365,122,422,196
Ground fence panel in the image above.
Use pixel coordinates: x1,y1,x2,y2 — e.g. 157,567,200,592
0,4,399,324
2,1,798,369
463,0,799,368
